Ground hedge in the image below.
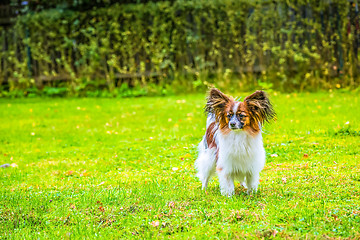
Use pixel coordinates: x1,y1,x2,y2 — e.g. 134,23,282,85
0,0,359,95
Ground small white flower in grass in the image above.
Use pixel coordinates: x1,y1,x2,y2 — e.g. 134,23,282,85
98,181,105,186
31,132,35,136
270,154,278,158
345,121,350,125
282,177,287,184
10,163,18,168
150,220,160,227
172,167,179,171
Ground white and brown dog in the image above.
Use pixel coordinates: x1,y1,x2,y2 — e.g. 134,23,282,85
195,88,276,196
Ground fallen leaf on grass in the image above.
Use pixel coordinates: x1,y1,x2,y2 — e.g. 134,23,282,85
303,153,309,158
80,171,90,177
332,214,340,221
65,170,74,176
352,210,360,216
168,201,175,208
235,211,243,221
298,163,309,169
258,229,278,238
180,153,192,160
98,206,105,212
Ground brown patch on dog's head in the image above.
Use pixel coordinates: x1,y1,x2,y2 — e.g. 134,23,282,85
205,88,234,133
243,90,276,135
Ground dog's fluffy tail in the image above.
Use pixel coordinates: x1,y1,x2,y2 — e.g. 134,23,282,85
195,136,217,190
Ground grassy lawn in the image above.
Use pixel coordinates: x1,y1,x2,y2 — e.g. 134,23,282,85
0,91,359,239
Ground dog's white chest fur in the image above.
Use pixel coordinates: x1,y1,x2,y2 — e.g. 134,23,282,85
217,131,265,175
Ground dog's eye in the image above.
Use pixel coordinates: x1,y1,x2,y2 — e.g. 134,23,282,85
237,114,246,119
227,114,233,118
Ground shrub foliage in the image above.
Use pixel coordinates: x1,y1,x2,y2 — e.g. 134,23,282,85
0,0,359,95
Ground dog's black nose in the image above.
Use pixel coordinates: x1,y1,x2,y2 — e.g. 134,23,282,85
230,122,236,128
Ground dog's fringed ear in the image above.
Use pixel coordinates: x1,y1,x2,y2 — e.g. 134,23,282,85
205,88,230,116
244,90,276,125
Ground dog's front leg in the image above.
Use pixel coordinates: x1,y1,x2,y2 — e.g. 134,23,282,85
217,170,235,197
245,172,260,195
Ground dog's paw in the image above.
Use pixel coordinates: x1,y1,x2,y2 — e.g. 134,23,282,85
221,189,235,197
246,187,258,195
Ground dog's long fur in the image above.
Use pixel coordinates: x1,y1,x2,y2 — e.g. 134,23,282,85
195,88,276,196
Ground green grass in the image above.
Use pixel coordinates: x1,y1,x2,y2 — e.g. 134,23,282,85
0,91,359,239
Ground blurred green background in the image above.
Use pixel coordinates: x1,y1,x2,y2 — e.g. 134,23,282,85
0,0,359,97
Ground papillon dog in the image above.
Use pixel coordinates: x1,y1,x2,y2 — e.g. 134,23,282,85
195,88,276,196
